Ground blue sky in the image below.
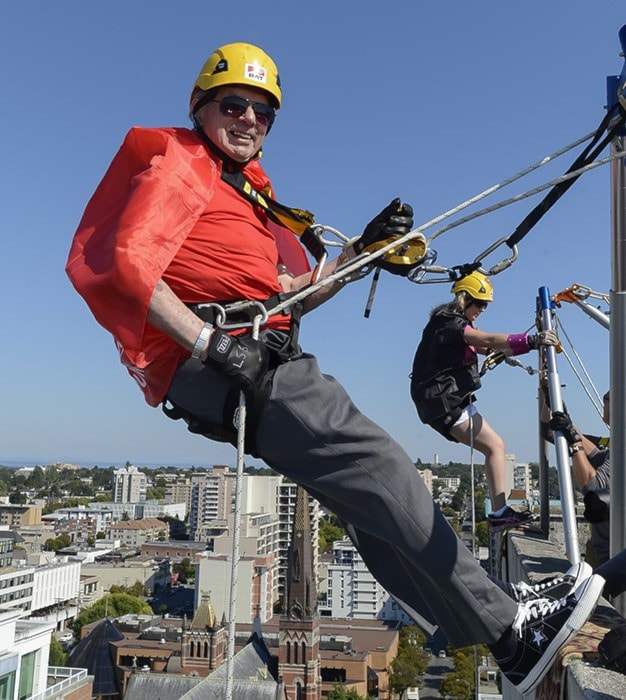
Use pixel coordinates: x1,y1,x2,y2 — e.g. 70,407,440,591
1,1,624,469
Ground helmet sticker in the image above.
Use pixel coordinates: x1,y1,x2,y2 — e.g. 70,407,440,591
212,59,228,75
245,62,268,85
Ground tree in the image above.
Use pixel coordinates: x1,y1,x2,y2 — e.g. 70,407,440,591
327,684,370,700
110,581,148,597
73,593,152,639
390,625,429,698
439,673,472,699
48,636,67,666
319,514,345,553
173,557,195,583
9,491,27,504
146,486,166,501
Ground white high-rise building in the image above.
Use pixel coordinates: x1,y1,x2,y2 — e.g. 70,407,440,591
112,465,147,503
320,536,412,623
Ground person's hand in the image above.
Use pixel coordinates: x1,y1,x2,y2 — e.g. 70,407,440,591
204,330,269,397
549,410,582,445
527,330,559,349
353,198,414,255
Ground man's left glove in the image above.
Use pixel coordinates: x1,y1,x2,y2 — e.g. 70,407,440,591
204,329,269,397
353,198,414,255
549,410,582,446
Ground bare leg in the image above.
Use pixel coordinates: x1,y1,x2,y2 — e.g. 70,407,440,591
450,413,507,511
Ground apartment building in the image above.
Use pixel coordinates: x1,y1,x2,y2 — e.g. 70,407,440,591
112,465,148,503
0,608,92,700
108,518,169,547
320,537,413,623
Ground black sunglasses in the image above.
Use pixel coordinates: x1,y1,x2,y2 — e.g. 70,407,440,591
471,300,489,310
211,96,276,128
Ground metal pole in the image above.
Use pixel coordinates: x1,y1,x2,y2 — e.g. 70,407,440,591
573,300,611,329
537,383,551,536
538,286,581,563
609,25,626,615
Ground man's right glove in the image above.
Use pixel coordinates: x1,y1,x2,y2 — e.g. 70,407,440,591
204,329,269,398
353,198,414,255
549,410,582,446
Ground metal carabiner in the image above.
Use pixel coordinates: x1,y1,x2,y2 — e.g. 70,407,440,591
194,300,269,331
473,238,519,276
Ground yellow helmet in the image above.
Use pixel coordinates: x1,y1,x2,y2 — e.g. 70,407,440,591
451,271,494,301
191,42,282,108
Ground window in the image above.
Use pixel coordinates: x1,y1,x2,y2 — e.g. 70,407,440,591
0,671,16,700
18,651,37,700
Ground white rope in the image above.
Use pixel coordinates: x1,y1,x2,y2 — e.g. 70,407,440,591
469,400,477,559
225,313,263,700
266,150,626,318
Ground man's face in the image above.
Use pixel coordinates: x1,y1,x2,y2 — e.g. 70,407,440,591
196,86,272,163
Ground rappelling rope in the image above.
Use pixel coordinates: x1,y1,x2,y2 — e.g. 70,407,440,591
267,146,626,316
225,313,263,700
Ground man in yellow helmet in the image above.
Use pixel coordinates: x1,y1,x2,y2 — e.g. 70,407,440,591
66,44,603,695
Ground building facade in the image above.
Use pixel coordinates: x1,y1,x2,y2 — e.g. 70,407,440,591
112,465,148,503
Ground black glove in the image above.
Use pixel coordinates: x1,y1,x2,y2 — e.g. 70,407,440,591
204,330,269,397
353,198,414,255
549,410,582,445
527,330,559,349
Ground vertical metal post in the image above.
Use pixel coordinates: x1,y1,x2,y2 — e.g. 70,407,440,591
608,25,626,615
538,286,581,563
537,387,551,536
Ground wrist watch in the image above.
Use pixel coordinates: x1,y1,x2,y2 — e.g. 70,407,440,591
570,444,584,455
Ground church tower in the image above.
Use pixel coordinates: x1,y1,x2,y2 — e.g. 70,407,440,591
181,591,227,676
279,486,321,699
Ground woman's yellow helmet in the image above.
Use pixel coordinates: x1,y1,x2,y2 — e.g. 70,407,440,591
191,42,282,108
451,271,494,301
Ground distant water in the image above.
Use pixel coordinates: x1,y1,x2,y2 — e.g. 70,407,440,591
0,459,212,470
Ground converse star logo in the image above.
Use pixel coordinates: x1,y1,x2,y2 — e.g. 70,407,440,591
532,627,548,647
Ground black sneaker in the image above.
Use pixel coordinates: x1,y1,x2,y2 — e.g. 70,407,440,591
495,573,604,695
510,561,592,603
488,505,538,530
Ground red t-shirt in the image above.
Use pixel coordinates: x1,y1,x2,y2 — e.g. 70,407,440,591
66,127,310,406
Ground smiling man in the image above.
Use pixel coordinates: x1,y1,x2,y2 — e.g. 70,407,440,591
66,42,604,696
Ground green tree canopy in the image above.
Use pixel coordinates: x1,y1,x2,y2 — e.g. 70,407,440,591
326,684,371,700
48,636,67,666
72,593,152,639
319,514,345,553
389,625,429,698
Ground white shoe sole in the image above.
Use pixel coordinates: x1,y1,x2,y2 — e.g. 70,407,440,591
517,573,604,695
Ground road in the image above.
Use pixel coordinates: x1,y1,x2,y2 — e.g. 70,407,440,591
419,654,455,699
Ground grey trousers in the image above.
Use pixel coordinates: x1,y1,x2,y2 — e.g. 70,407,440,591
168,353,518,646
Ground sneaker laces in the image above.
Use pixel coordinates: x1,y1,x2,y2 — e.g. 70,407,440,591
514,577,564,596
512,596,568,635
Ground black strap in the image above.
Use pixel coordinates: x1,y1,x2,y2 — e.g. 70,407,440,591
506,103,626,249
220,169,325,263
